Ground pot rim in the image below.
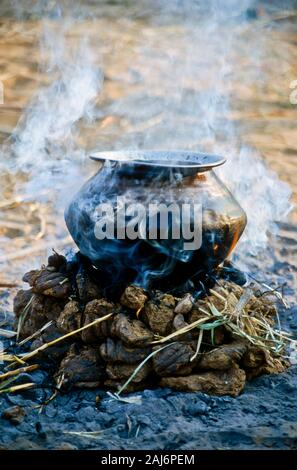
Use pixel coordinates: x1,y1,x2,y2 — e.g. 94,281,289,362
89,150,226,170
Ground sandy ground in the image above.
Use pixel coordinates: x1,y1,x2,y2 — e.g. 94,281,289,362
0,1,297,279
0,1,297,450
0,235,296,450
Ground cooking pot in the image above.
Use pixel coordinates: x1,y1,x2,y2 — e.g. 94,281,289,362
65,150,247,288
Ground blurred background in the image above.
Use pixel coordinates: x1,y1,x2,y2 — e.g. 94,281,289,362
0,0,296,284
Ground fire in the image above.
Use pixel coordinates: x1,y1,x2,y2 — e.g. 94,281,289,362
227,224,242,259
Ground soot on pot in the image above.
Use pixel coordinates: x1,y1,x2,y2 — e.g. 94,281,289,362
65,151,247,291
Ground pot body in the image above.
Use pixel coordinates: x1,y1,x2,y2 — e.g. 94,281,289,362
65,160,247,288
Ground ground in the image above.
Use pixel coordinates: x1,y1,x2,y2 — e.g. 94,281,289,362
0,1,297,450
0,226,296,450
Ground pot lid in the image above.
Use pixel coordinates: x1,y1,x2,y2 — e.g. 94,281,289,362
89,150,226,170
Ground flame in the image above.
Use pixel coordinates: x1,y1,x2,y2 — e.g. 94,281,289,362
226,224,241,258
213,243,219,254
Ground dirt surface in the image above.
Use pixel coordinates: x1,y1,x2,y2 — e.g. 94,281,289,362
0,226,296,450
0,1,297,450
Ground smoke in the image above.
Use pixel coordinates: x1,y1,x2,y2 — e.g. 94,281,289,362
108,0,293,261
0,0,293,271
1,2,102,205
218,147,292,260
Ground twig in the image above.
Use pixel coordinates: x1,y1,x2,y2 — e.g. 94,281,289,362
0,311,8,327
0,281,19,288
136,304,144,319
236,267,289,309
18,320,53,346
135,425,140,438
0,328,17,338
0,364,38,381
151,315,213,344
231,286,254,319
117,342,176,395
12,355,27,366
0,354,23,363
106,392,142,405
62,431,104,440
40,372,64,409
17,294,35,341
190,329,203,362
0,382,35,394
14,312,114,364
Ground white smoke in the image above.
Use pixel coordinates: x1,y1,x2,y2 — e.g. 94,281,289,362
218,146,292,259
108,0,293,261
2,3,102,203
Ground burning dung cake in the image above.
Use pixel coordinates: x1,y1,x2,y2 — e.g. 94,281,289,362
7,151,289,397
12,252,288,397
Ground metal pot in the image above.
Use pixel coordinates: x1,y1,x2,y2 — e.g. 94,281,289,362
65,150,247,288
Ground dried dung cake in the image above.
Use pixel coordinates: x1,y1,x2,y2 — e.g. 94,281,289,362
10,252,289,398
